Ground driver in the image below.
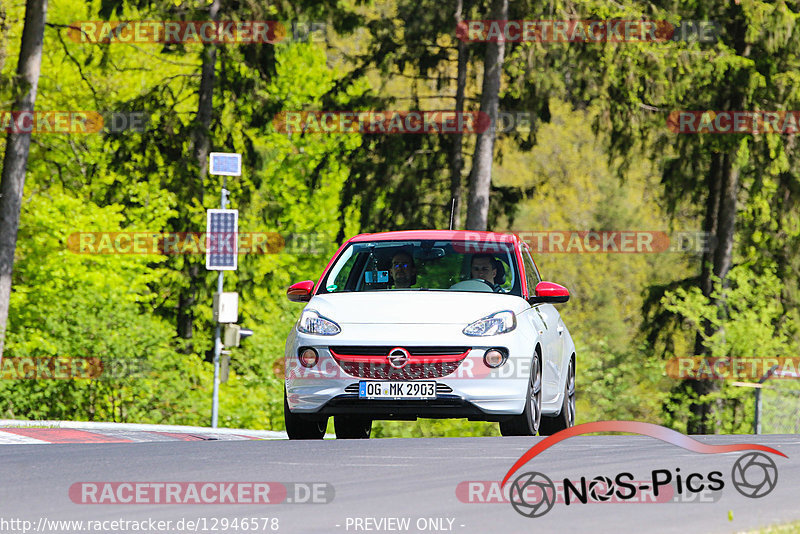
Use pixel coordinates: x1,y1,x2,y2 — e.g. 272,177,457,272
471,254,498,284
391,251,417,288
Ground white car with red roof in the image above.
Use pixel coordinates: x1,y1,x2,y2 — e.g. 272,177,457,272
283,230,576,439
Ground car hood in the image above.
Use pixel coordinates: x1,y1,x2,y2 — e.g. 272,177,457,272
306,291,527,325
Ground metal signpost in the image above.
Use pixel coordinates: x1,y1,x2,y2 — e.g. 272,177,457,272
207,152,242,428
731,364,780,434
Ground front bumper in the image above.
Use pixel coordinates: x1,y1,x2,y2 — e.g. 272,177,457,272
284,323,534,421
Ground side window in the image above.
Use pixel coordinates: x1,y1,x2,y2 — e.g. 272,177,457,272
527,251,542,283
323,247,357,292
522,248,541,296
333,258,356,290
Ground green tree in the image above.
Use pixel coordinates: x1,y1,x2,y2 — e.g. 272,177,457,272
516,0,800,432
498,99,686,423
661,264,796,433
0,0,48,360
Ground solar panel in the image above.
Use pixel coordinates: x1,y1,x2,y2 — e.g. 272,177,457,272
206,209,238,270
209,152,242,176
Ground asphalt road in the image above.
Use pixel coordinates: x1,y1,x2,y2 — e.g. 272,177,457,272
0,435,798,534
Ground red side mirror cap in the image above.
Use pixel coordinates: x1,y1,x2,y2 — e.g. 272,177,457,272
528,281,570,304
287,280,315,302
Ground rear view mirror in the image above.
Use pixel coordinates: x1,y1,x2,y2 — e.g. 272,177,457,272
418,247,445,260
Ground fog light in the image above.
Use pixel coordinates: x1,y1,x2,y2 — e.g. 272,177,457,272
298,348,318,368
483,348,507,368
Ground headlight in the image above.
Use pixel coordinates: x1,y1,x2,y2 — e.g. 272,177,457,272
463,310,516,336
297,309,341,335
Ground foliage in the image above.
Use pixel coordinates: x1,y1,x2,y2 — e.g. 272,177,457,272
497,99,685,424
660,264,796,433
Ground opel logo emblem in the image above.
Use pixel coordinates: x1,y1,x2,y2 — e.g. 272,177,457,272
388,347,410,369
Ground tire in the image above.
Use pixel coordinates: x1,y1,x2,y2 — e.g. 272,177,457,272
334,416,372,439
499,352,542,436
284,390,327,440
539,357,575,436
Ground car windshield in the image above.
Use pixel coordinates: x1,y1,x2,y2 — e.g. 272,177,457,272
318,239,521,296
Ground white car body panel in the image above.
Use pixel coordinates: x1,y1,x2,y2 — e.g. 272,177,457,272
285,290,575,420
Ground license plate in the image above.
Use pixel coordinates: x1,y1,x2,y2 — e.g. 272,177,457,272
358,381,436,399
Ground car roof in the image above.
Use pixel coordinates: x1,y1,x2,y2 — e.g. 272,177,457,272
348,230,520,244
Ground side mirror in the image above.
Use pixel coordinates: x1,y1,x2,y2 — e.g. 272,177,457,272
287,280,315,302
528,281,570,304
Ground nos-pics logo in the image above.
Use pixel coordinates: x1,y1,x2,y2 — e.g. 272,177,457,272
502,421,785,518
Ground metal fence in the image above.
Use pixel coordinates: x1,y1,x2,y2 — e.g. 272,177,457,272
760,380,800,434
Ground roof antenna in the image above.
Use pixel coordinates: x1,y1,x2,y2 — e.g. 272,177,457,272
449,198,456,230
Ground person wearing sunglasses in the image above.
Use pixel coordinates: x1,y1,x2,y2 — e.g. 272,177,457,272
390,251,417,288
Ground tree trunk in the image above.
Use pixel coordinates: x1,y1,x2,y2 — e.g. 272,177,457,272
686,150,740,434
0,2,7,77
448,0,468,230
192,0,221,180
0,0,48,362
177,0,220,345
698,153,722,299
713,153,739,287
684,19,747,431
464,0,507,231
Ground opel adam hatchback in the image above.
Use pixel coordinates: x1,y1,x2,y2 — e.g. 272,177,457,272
283,230,576,439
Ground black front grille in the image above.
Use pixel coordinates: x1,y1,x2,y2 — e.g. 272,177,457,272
329,346,469,379
338,361,461,379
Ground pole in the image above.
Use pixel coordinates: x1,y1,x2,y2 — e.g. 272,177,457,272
211,178,229,428
754,387,761,435
753,364,779,435
449,198,455,231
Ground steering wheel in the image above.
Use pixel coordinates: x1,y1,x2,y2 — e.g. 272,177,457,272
468,278,500,292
